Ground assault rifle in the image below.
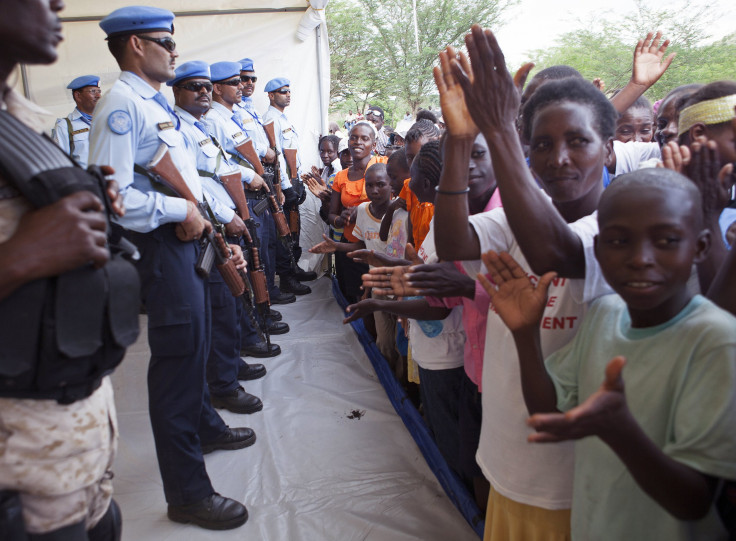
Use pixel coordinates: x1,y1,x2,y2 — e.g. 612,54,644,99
142,144,269,344
234,138,265,176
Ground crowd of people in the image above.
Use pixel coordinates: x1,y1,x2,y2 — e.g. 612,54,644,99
308,25,736,541
1,1,736,540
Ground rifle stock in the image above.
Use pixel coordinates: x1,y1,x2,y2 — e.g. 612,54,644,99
283,148,298,182
147,143,198,205
262,121,283,200
234,138,265,176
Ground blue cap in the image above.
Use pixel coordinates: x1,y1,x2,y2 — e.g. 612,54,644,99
67,75,100,90
99,6,174,38
238,58,254,72
210,61,242,83
167,61,210,87
264,77,290,93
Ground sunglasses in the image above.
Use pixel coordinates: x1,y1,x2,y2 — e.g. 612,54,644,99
136,35,176,53
216,78,242,87
274,89,291,95
240,75,257,83
177,81,213,93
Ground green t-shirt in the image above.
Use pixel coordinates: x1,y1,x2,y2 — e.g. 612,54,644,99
547,294,736,540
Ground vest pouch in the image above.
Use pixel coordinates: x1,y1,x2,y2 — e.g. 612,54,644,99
55,266,105,357
0,280,46,382
106,254,141,348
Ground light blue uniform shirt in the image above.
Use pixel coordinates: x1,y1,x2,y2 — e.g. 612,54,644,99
174,106,236,225
236,97,270,158
203,101,257,186
52,108,92,169
89,71,203,232
262,105,299,190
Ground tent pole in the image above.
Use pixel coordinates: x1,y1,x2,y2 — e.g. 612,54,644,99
60,7,307,23
316,25,327,136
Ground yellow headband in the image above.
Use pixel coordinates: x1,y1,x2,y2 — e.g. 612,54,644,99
678,94,736,136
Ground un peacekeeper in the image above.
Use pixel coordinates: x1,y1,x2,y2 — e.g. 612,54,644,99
262,77,316,295
52,75,101,168
204,62,292,346
169,61,270,411
0,1,139,539
89,6,252,530
235,58,298,309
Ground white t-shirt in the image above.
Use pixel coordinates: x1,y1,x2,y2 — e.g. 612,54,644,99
352,202,386,257
613,140,661,177
409,220,465,371
462,208,611,509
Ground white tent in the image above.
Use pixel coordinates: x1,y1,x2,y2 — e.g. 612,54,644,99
13,0,330,170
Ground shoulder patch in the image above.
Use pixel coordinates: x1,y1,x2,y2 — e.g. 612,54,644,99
107,110,132,135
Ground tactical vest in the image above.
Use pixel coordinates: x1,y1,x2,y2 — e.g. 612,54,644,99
0,111,140,404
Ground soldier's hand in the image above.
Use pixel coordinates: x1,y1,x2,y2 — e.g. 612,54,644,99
100,165,125,217
264,147,276,163
248,174,266,191
175,201,208,241
225,213,246,237
278,190,285,206
11,191,109,276
228,243,246,270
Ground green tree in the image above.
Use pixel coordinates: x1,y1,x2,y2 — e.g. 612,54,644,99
528,1,736,101
327,0,516,122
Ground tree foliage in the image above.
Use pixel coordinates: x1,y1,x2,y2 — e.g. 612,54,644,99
528,0,736,101
327,0,516,124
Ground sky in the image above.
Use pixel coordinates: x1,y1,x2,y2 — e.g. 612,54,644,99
492,0,734,68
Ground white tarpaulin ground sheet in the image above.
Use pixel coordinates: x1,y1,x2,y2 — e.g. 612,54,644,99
111,277,478,540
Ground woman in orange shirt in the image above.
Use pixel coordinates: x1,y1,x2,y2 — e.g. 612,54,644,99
328,121,387,302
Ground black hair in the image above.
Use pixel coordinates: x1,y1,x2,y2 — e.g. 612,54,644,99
367,105,384,117
681,81,736,111
366,162,388,178
416,109,438,124
629,95,652,113
413,139,442,189
521,77,617,142
601,168,703,229
533,65,583,82
319,135,340,151
349,121,376,141
405,119,439,143
107,35,130,64
387,148,409,173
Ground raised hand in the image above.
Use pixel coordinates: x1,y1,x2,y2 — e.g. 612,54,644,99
527,356,628,443
450,25,520,136
477,250,556,332
631,31,676,90
685,140,735,222
513,62,535,94
592,78,606,92
433,45,479,138
657,141,691,174
309,234,339,254
362,265,415,297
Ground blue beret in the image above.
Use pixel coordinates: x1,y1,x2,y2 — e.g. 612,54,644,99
100,6,174,38
238,58,254,72
167,61,211,87
67,75,100,90
264,77,290,93
210,62,242,83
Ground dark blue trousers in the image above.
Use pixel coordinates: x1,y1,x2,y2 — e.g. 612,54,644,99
206,265,241,396
128,225,227,506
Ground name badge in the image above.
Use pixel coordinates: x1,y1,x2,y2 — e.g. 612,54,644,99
198,137,212,147
157,121,175,131
71,128,90,135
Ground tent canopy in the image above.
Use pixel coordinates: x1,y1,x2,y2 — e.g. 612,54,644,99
16,0,329,170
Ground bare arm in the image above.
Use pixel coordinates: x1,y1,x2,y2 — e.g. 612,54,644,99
344,297,450,324
529,357,718,520
609,31,675,113
450,29,586,277
327,189,343,229
0,192,109,300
